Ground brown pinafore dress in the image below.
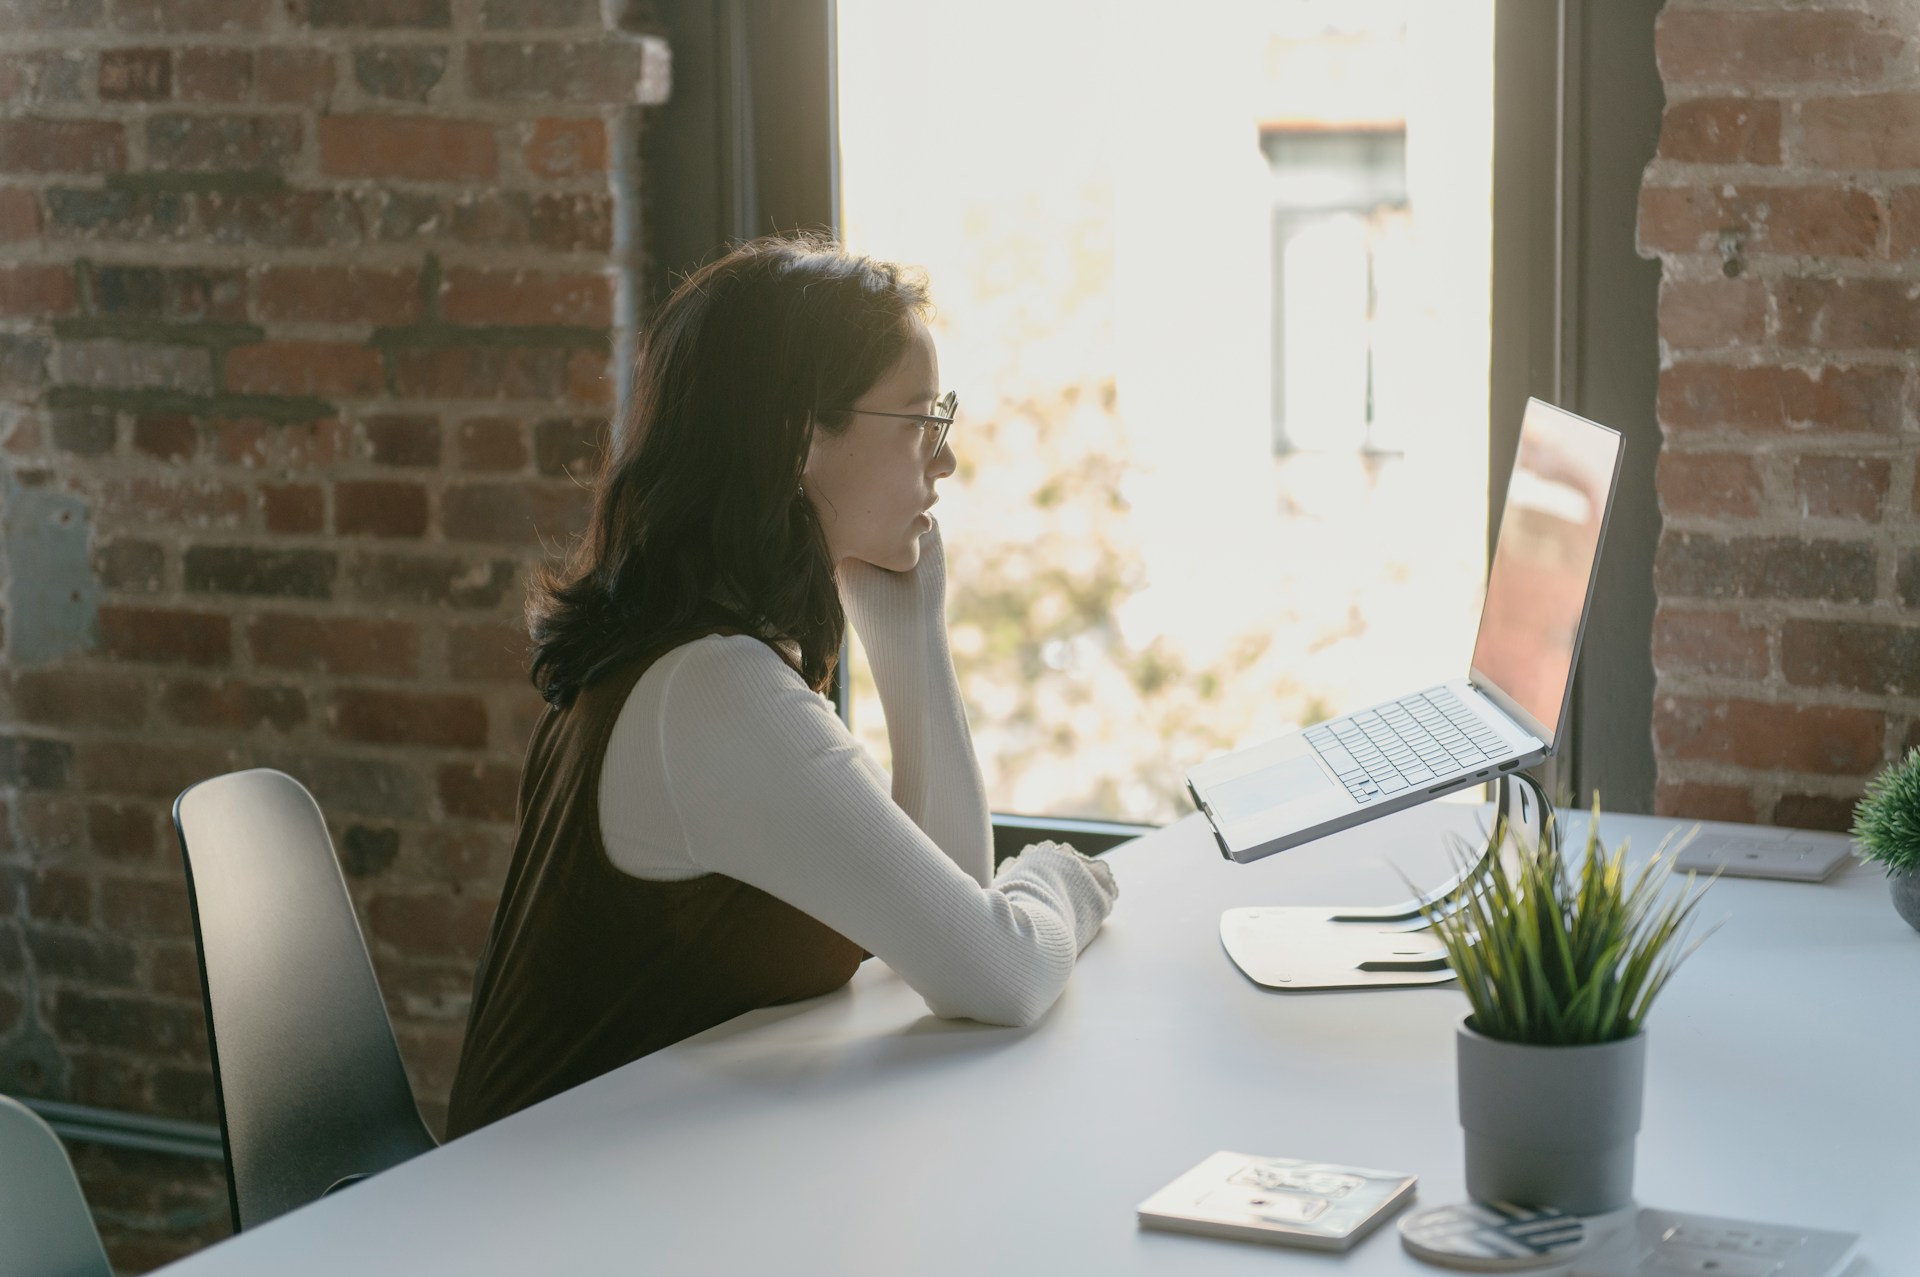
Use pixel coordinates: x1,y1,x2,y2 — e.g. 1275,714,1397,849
444,628,865,1138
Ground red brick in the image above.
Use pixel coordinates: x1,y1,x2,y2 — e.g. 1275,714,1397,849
19,865,89,926
147,112,302,171
149,1064,217,1123
440,267,612,326
73,739,235,800
185,544,336,598
1801,95,1920,171
253,265,420,324
149,943,203,1001
522,117,606,179
256,46,334,105
0,264,76,317
1638,185,1881,258
566,347,611,404
192,188,365,249
0,118,125,173
388,345,571,399
13,667,149,728
113,0,267,31
248,612,417,676
97,605,230,666
159,677,307,731
1654,532,1875,604
0,187,39,239
27,925,138,985
46,989,207,1063
98,48,171,100
448,621,528,683
1657,98,1780,165
209,415,353,468
164,267,248,322
1655,10,1900,87
225,341,382,397
318,114,497,181
1781,619,1920,696
331,689,487,748
60,340,211,392
175,47,251,102
1773,793,1858,833
441,480,589,544
1657,363,1902,435
101,871,198,940
131,413,196,461
347,551,516,608
1655,451,1760,518
1657,780,1757,825
438,761,517,821
531,415,607,478
367,893,493,962
362,413,441,466
1654,696,1884,776
261,481,323,533
88,802,160,864
1659,278,1766,350
1776,277,1920,349
335,479,429,537
1792,454,1889,520
466,39,667,105
1651,606,1766,683
100,476,247,527
93,539,165,592
1890,188,1920,259
14,793,85,856
454,416,527,470
66,1054,150,1114
302,0,449,28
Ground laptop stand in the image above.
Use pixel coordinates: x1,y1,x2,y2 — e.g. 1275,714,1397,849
1218,772,1550,991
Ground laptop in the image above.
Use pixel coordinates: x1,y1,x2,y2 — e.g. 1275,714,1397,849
1186,398,1624,864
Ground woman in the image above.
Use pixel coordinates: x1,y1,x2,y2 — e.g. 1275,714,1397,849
445,236,1119,1137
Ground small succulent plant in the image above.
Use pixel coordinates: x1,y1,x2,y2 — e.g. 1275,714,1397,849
1852,747,1920,879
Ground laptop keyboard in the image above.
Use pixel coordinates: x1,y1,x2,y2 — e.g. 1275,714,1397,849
1305,688,1508,805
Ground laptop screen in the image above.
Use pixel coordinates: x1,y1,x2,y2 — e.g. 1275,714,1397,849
1469,401,1622,745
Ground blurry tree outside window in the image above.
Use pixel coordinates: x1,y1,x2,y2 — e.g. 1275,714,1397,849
836,0,1495,824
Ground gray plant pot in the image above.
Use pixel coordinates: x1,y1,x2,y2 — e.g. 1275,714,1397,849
1457,1020,1646,1216
1892,870,1920,932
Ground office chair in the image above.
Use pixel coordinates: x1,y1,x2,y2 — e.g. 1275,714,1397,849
173,768,438,1231
0,1095,113,1277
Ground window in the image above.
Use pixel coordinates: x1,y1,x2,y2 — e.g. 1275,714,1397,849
837,1,1496,825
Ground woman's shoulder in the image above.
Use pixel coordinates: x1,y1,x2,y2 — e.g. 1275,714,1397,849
642,632,815,707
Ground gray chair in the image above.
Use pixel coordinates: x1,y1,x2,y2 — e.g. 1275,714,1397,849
0,1095,113,1277
173,768,438,1231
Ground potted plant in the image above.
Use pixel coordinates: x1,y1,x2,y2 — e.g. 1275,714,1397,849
1419,799,1715,1215
1852,746,1920,932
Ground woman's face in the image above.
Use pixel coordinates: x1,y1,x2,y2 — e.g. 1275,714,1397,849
804,318,955,573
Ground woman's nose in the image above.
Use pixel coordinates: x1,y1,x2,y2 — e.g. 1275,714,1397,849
930,438,956,479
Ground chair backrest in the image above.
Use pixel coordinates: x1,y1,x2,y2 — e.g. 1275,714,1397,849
0,1096,113,1277
173,768,437,1231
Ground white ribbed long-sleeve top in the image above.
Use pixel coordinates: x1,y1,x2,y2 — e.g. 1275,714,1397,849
597,526,1118,1028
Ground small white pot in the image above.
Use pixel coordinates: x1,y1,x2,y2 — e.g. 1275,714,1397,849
1456,1019,1646,1215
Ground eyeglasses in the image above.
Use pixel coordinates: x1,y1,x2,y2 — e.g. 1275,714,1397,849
823,391,957,455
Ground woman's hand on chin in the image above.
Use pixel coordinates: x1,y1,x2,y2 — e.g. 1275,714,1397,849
838,519,947,620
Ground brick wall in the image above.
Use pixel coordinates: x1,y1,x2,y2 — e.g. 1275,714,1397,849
1641,2,1919,830
0,1,667,1268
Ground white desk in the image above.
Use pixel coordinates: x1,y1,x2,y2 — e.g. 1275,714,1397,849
158,805,1919,1274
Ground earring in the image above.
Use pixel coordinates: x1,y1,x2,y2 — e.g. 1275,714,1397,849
797,483,805,498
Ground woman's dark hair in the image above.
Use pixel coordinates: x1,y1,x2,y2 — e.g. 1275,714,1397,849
528,234,930,706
